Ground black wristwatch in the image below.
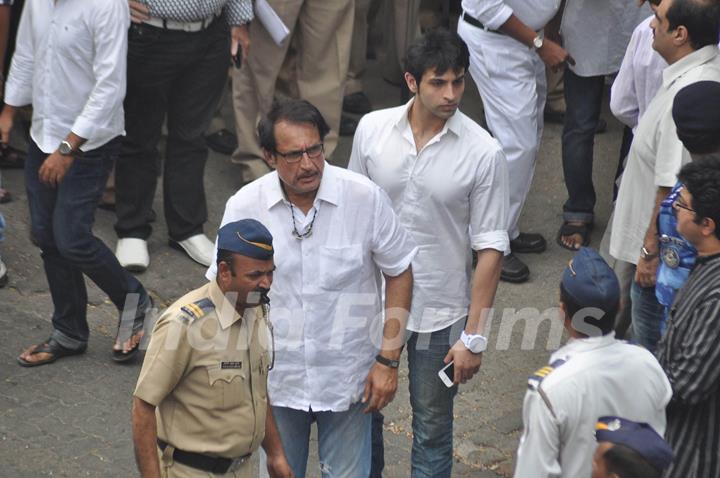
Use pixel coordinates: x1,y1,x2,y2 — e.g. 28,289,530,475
375,354,400,369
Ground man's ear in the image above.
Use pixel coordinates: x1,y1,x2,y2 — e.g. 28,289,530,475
217,261,231,287
263,149,277,169
404,72,418,94
674,25,690,47
702,217,717,238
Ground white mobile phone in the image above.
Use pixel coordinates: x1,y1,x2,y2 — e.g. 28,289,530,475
438,361,455,388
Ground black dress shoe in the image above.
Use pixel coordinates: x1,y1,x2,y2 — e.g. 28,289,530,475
510,232,547,253
501,253,529,283
340,115,359,136
343,92,372,115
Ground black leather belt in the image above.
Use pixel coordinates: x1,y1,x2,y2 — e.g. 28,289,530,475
461,11,503,34
157,439,251,474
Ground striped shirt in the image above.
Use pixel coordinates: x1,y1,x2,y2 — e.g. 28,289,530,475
138,0,252,25
656,252,720,478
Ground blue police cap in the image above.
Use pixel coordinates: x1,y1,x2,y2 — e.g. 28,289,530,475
596,416,673,471
561,247,620,310
217,219,273,261
672,81,720,154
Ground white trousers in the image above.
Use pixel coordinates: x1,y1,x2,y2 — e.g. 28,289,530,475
458,20,547,239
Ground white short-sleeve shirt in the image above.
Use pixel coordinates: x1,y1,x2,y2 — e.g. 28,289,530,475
206,165,418,412
611,46,720,265
349,100,509,333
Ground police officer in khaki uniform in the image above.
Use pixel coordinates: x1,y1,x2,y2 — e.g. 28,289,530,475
131,219,293,478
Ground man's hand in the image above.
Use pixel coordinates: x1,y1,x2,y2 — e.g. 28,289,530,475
635,256,659,288
362,362,398,413
231,25,250,63
537,39,575,71
0,106,15,144
444,341,482,385
129,0,150,24
39,151,74,187
266,453,294,478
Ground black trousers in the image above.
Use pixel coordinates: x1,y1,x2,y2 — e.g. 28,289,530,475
115,19,229,242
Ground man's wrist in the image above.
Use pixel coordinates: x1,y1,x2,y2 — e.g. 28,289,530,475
640,245,658,261
375,354,400,369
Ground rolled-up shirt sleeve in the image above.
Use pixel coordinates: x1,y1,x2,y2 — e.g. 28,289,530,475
470,146,510,252
4,3,34,107
371,188,418,277
70,1,129,142
225,0,253,25
462,0,513,31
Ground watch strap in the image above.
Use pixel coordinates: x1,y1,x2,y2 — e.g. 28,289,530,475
375,354,400,369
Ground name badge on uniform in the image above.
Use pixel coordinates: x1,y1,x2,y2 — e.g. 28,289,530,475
221,361,242,369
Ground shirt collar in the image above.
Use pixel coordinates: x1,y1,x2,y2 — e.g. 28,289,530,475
551,332,616,362
264,165,340,210
663,45,720,88
208,280,245,330
694,251,720,266
394,98,462,143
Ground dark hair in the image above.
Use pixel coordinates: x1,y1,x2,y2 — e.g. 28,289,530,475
559,282,618,336
257,99,330,153
666,0,720,50
216,248,236,276
403,28,470,85
604,444,662,478
677,156,720,240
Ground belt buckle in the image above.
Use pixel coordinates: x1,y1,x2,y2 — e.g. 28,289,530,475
228,455,248,472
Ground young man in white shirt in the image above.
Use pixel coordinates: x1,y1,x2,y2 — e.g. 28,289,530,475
0,0,152,365
349,29,509,477
207,99,417,478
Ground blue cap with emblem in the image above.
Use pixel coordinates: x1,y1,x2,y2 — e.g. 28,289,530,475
595,416,674,471
217,219,274,261
562,247,620,310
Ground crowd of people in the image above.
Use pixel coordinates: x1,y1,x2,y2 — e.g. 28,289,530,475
0,0,719,477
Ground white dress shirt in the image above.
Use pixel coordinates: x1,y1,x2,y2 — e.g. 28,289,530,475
206,165,418,412
4,0,129,153
561,0,650,77
348,100,509,333
461,0,561,32
514,334,672,478
610,16,667,131
611,46,720,265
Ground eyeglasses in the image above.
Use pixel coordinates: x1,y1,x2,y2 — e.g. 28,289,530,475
672,197,695,214
274,143,324,163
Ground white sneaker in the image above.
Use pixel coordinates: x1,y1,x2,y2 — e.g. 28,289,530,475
116,238,150,272
170,234,214,267
0,258,7,287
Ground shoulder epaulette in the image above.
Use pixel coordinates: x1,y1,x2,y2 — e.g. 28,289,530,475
179,298,215,322
528,358,566,391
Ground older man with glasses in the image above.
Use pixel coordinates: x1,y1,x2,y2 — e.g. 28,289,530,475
207,99,417,478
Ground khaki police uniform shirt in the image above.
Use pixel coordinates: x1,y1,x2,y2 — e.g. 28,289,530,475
134,281,272,459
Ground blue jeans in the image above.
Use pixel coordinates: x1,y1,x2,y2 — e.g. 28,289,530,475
406,320,464,478
562,69,606,224
25,139,147,350
630,281,665,353
272,402,371,478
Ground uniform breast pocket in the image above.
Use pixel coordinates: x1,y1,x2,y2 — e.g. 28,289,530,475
206,365,246,409
318,245,364,290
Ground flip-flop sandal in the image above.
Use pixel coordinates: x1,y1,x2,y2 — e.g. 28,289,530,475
112,296,153,363
17,338,87,367
0,144,26,169
0,188,12,204
205,129,238,156
556,222,593,251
